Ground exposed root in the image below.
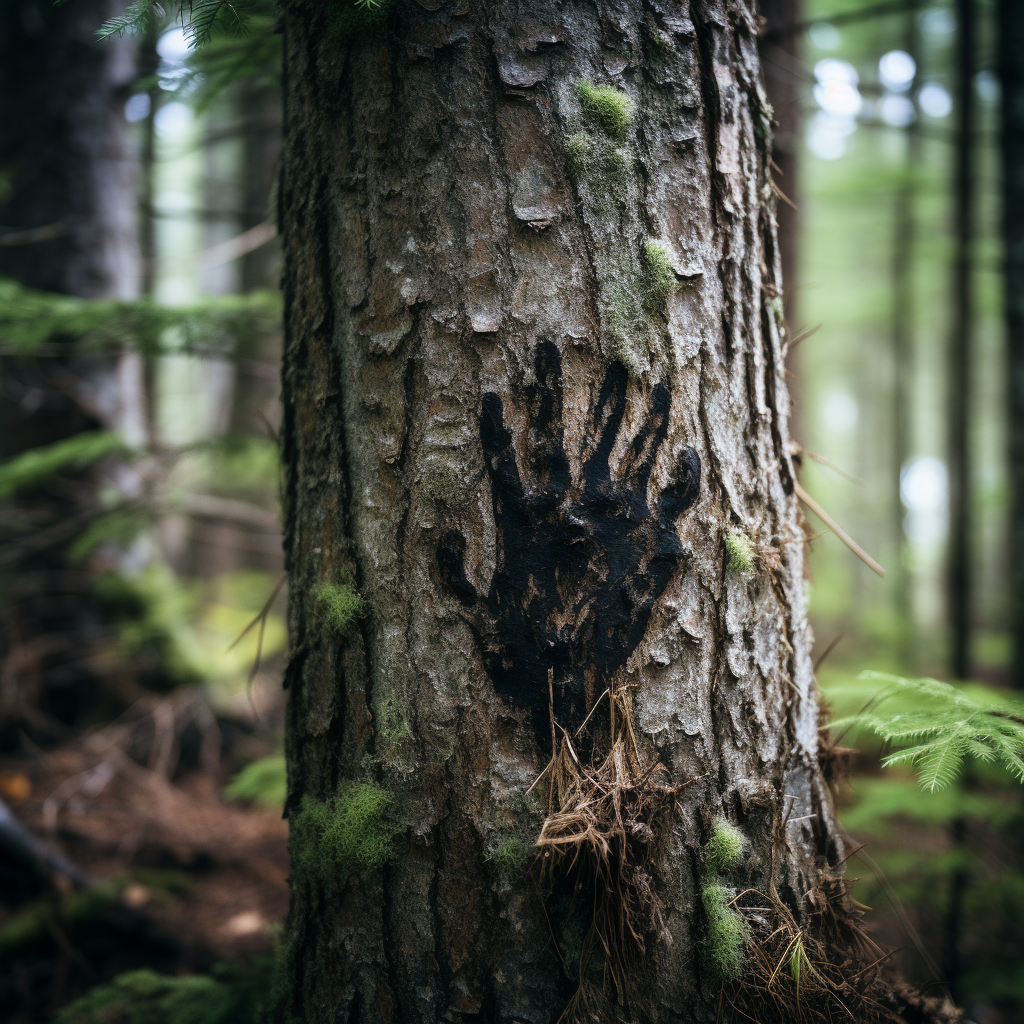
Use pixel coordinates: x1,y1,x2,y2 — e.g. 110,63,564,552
531,684,694,1021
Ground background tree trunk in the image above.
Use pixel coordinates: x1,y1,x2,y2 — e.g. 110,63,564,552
0,0,142,747
1001,0,1024,690
274,2,851,1021
0,0,136,298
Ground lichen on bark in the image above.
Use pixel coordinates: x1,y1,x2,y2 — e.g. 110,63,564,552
272,2,851,1022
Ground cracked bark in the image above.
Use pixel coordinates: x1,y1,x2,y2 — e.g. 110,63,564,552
273,2,847,1022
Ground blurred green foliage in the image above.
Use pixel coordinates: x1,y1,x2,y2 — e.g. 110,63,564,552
54,961,272,1024
224,754,286,808
0,278,280,358
0,432,123,497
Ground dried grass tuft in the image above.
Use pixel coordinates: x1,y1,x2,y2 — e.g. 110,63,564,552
530,681,694,1021
718,877,920,1024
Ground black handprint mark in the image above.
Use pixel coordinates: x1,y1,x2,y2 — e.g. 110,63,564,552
437,342,700,750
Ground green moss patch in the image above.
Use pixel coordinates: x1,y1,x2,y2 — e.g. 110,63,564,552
314,581,365,636
576,81,634,142
54,960,271,1024
705,817,745,875
725,530,755,575
643,242,677,306
486,836,533,877
292,783,401,886
701,882,749,982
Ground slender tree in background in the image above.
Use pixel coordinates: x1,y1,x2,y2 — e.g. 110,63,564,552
0,0,136,298
948,0,975,680
1001,0,1024,690
891,10,921,670
270,3,930,1022
0,0,142,745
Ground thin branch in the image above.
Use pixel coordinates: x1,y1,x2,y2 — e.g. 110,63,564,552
795,482,885,577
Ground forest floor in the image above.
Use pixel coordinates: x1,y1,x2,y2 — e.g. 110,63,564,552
0,731,288,1024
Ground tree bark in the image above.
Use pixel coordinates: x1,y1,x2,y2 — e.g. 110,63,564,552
274,3,856,1022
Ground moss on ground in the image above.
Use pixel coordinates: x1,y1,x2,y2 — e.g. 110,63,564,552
54,959,272,1024
292,783,401,886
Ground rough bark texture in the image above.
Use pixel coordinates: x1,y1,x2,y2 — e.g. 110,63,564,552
1002,0,1024,690
275,2,846,1022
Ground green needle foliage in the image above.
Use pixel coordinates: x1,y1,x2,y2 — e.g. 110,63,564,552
0,431,122,497
828,671,1024,791
0,278,280,357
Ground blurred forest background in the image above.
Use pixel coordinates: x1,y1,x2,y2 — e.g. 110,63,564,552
0,0,1022,1021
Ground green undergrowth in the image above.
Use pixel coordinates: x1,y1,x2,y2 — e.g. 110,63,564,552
291,783,401,886
314,581,366,637
224,754,287,808
54,959,273,1024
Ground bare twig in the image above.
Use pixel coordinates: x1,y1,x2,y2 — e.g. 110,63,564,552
795,482,885,577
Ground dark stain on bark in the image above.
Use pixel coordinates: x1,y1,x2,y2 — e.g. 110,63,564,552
437,343,700,748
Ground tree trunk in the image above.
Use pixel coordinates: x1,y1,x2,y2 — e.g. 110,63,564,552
1001,0,1024,690
273,3,867,1022
0,0,142,747
948,0,975,680
0,0,136,298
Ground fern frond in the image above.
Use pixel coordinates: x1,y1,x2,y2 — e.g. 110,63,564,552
826,671,1024,790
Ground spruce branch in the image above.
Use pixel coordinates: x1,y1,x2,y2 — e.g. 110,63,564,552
827,671,1024,791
